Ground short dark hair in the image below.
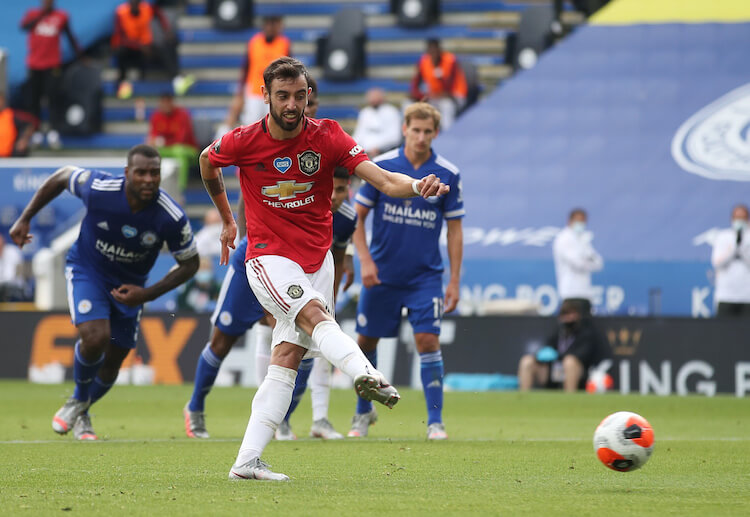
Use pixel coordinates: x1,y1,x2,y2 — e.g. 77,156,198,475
127,144,160,166
568,208,587,221
333,166,350,180
263,57,309,93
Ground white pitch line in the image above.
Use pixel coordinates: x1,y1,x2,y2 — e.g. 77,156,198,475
1,436,748,445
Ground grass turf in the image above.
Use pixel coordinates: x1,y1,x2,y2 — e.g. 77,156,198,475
2,380,749,516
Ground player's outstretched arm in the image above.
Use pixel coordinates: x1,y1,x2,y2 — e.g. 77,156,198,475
199,145,237,265
111,255,200,307
444,218,463,313
353,160,450,199
9,165,77,249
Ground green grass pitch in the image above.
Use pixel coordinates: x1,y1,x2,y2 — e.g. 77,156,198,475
2,380,749,516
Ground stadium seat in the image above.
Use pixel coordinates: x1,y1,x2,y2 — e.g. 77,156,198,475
50,63,103,136
316,8,366,81
505,5,555,71
392,0,441,28
211,0,254,31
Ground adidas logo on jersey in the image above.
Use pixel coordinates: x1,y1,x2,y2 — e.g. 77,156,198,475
427,379,442,388
97,221,109,231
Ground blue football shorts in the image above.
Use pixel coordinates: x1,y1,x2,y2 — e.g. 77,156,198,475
211,262,266,337
356,280,444,337
65,261,142,349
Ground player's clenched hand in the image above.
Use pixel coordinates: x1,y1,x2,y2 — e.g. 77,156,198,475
360,257,381,288
111,284,149,307
220,219,237,266
416,174,450,198
9,219,33,248
444,280,460,314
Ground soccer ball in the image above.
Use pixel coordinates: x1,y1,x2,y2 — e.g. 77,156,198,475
586,371,614,393
593,411,654,472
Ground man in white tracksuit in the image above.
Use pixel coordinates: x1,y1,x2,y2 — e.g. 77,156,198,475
552,208,603,315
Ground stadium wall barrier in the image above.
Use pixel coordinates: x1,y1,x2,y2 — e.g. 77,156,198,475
2,312,749,397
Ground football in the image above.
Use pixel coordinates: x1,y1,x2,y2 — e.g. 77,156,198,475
593,411,655,472
586,371,614,393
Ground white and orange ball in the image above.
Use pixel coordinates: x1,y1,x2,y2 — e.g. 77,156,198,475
593,411,654,472
586,371,614,393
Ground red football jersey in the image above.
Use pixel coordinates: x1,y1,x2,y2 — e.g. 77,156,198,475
208,116,368,272
21,8,70,70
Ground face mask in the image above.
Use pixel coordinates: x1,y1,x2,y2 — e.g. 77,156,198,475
195,270,213,284
732,219,747,232
571,221,586,234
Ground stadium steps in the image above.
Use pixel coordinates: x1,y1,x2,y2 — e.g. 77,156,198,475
50,0,583,160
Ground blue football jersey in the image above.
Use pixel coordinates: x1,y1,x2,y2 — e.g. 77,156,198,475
355,147,464,286
332,201,357,249
66,168,198,286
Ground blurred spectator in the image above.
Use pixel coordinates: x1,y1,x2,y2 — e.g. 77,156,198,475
146,92,198,190
353,87,402,157
0,91,38,158
553,208,603,314
20,0,82,149
305,76,319,117
0,233,26,302
517,299,607,392
222,15,290,130
194,208,223,259
410,38,467,130
711,204,750,317
111,0,194,100
176,257,221,312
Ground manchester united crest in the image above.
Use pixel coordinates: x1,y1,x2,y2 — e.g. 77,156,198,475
297,150,321,176
287,285,304,299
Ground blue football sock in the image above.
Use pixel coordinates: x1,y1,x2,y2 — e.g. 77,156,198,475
72,340,104,402
420,350,444,425
188,343,223,412
356,349,377,415
88,376,114,406
283,358,313,422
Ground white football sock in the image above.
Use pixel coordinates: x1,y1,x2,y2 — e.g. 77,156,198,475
311,320,374,379
310,357,333,422
253,323,273,385
235,365,296,467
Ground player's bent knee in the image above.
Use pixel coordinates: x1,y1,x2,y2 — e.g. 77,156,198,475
414,333,440,353
295,299,333,335
270,342,306,370
78,325,110,355
210,329,238,358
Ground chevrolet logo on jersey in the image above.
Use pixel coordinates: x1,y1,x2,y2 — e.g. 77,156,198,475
262,180,313,200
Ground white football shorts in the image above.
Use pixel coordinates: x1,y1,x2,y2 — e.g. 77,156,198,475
245,252,335,356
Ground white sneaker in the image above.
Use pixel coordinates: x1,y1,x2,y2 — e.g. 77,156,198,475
52,397,90,434
274,420,296,441
427,422,448,440
309,418,344,440
347,409,377,438
73,413,97,441
183,403,209,439
353,372,400,409
229,458,289,481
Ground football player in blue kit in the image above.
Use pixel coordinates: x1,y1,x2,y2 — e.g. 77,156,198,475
183,168,357,440
350,102,464,440
10,144,199,440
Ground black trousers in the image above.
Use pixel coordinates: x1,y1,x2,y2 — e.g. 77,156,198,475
116,45,178,84
716,302,750,317
27,67,63,121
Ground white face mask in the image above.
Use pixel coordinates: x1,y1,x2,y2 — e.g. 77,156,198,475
571,221,586,234
732,219,747,232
